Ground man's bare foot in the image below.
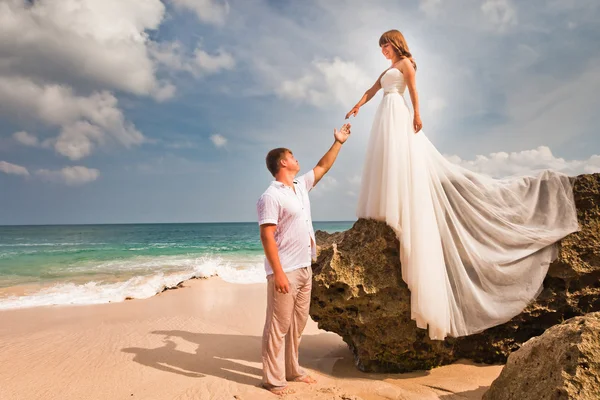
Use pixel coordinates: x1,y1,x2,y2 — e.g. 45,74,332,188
262,384,295,396
292,375,317,384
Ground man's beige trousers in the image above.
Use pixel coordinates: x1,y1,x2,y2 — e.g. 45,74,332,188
262,266,312,388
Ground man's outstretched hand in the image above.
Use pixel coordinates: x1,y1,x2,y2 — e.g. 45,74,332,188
313,123,351,185
334,123,351,144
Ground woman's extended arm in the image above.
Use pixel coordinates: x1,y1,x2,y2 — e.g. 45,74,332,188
345,72,385,119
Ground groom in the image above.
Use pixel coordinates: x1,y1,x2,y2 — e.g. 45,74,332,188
257,123,351,395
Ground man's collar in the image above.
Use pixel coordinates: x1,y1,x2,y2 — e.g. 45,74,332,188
271,179,299,188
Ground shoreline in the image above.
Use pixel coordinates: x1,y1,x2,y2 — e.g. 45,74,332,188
0,277,503,400
0,263,266,311
0,274,208,306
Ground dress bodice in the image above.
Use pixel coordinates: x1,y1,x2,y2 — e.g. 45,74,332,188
380,68,406,96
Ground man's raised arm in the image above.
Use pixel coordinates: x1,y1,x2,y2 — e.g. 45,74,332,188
312,124,351,186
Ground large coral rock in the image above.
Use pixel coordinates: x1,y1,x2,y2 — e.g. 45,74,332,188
310,174,600,372
483,312,600,400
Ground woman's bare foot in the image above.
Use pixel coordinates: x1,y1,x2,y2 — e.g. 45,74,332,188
262,384,295,396
292,375,317,384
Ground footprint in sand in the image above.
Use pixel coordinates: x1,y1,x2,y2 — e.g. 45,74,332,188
316,386,363,400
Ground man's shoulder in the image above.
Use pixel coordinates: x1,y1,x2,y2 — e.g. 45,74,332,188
257,187,279,203
295,169,315,192
296,170,312,181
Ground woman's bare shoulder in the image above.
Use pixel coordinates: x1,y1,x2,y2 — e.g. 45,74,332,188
398,58,415,74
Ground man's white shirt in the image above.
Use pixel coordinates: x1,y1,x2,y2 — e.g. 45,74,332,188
257,170,317,276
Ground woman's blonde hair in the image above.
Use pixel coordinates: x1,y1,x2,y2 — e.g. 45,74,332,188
379,30,417,71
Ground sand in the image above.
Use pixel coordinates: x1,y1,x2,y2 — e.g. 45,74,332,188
0,278,503,400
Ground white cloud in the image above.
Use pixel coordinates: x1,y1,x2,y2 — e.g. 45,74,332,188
277,75,324,105
508,44,540,73
54,122,105,161
341,175,361,199
0,0,170,160
277,58,371,107
149,41,188,71
153,82,177,102
317,176,339,191
13,131,39,147
0,161,30,176
166,141,198,149
150,42,235,77
36,166,100,186
0,0,167,96
0,79,144,160
348,175,362,186
195,48,235,74
210,134,227,148
312,176,339,197
420,0,443,17
481,0,517,32
171,0,230,25
446,146,600,177
316,59,372,106
427,97,447,114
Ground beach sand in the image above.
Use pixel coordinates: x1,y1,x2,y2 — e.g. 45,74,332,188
0,278,503,400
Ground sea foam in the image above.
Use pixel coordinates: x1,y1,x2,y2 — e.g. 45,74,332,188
0,256,266,310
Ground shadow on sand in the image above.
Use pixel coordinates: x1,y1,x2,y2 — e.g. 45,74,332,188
123,330,494,399
122,330,349,387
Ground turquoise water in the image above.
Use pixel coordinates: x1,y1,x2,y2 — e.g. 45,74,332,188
0,221,354,309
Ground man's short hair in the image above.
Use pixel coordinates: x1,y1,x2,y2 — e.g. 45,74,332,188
265,148,291,177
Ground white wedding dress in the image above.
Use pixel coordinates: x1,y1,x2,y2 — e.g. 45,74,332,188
357,68,580,340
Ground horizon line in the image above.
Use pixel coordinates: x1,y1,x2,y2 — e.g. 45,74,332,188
0,220,358,227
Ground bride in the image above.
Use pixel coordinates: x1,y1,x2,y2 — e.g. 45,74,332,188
345,30,579,340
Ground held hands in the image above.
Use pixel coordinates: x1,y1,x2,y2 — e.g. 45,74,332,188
413,114,423,133
345,106,359,119
334,123,351,144
274,272,290,294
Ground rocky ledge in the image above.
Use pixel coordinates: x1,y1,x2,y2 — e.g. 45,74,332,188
310,174,600,372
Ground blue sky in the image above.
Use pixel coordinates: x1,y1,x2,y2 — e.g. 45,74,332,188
1,0,599,225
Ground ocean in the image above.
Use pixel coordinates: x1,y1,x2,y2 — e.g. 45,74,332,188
0,221,354,310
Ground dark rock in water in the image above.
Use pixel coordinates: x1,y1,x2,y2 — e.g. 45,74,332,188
483,312,600,400
310,174,600,372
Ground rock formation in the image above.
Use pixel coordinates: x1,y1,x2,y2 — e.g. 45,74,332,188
483,312,600,400
310,174,600,372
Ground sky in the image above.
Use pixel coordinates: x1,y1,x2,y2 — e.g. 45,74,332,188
1,0,599,225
